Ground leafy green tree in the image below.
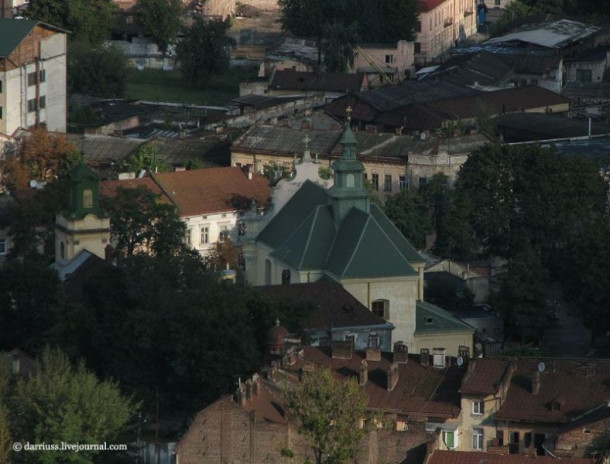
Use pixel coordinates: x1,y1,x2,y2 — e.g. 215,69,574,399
176,19,234,88
10,347,135,464
322,21,359,73
287,367,368,464
102,186,186,257
137,0,183,57
117,143,172,174
27,0,117,45
0,405,11,464
68,42,129,98
385,187,431,249
0,260,64,351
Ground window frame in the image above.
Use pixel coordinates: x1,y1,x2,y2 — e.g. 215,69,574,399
472,428,484,450
384,174,392,192
371,173,379,191
0,237,7,255
200,226,210,244
472,400,484,415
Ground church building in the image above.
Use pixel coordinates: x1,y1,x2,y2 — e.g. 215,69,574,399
245,111,473,356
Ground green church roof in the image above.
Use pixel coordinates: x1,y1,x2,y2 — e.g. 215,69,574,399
415,301,474,334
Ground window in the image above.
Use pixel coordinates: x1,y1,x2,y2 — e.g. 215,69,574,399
425,317,433,324
238,222,246,236
218,223,230,241
185,229,192,245
473,428,484,450
399,175,407,190
0,80,2,93
200,226,209,244
39,69,46,82
442,431,456,449
472,400,484,415
416,21,421,32
27,98,37,112
371,173,379,191
344,334,356,346
367,333,380,348
419,177,428,188
0,106,2,120
28,72,37,86
385,54,394,64
414,42,421,54
82,189,93,208
39,96,46,109
0,238,7,255
576,69,592,83
60,241,65,260
495,0,500,4
281,269,291,284
371,300,389,319
384,174,392,192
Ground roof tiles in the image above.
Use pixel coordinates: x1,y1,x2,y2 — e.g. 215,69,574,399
428,450,594,464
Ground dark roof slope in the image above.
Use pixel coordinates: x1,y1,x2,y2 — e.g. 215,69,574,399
428,450,594,464
0,19,38,57
459,358,512,395
258,281,389,330
271,70,366,93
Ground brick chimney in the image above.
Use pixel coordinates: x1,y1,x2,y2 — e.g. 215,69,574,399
387,363,399,392
393,341,408,364
365,347,381,362
420,348,430,366
359,360,368,386
532,370,540,395
332,340,353,360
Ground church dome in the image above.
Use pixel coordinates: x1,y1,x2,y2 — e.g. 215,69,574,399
265,319,290,352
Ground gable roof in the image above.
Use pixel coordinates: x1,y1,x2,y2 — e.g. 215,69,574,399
427,450,594,464
270,70,366,93
153,167,271,217
100,177,167,199
259,181,423,280
486,19,600,49
0,19,67,58
293,346,463,418
459,358,512,395
496,358,610,424
258,281,390,331
415,301,474,335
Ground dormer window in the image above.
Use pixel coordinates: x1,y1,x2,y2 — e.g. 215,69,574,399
83,189,93,209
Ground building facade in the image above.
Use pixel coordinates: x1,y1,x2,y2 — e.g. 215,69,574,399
0,19,67,136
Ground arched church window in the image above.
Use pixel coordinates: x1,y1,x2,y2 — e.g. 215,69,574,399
83,189,93,209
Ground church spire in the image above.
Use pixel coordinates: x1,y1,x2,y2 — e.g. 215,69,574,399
339,106,357,160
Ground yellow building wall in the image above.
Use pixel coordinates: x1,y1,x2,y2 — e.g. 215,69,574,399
413,331,473,358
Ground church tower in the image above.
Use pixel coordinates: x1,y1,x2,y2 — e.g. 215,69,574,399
327,107,370,225
55,163,110,264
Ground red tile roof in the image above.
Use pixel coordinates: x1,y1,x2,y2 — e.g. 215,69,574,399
495,358,610,424
152,167,271,217
291,347,464,419
100,177,166,199
418,0,449,12
428,450,594,464
459,358,512,395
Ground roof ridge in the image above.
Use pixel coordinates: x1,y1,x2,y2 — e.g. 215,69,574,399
370,204,423,264
417,300,470,325
298,205,324,269
339,209,370,279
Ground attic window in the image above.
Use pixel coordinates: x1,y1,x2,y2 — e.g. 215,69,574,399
425,317,434,324
83,189,93,209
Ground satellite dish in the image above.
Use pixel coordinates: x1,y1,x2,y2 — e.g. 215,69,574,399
538,361,546,373
457,356,464,367
420,131,427,141
29,180,38,188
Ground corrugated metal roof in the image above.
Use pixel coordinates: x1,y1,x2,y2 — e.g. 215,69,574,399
486,19,600,49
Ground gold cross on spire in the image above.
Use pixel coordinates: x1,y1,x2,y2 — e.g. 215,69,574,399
346,106,352,123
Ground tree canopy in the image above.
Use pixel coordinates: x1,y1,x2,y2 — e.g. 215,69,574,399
137,0,183,57
287,367,368,464
176,19,234,88
102,186,186,258
68,42,129,98
26,0,117,45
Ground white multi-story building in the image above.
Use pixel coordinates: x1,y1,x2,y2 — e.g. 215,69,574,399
0,19,67,136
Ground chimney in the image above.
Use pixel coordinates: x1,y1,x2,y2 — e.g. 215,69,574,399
245,380,253,401
420,348,430,366
532,370,540,395
252,374,260,395
387,363,399,392
365,347,381,362
359,360,368,386
331,340,353,360
393,341,408,364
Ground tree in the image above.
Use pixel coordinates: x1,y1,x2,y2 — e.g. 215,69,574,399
9,347,135,464
384,187,431,249
26,0,117,45
322,21,359,73
205,237,238,271
176,19,234,88
1,127,79,191
102,186,186,258
137,0,183,57
117,143,172,174
287,367,368,464
68,41,129,98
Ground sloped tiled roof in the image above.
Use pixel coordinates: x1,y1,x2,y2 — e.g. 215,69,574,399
459,358,512,395
258,281,390,331
496,358,610,424
153,167,271,217
415,301,474,335
270,70,366,93
427,450,594,464
100,177,167,199
418,0,448,12
293,346,464,417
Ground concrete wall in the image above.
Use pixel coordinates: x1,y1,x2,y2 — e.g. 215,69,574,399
566,58,608,84
184,210,243,259
353,41,415,85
